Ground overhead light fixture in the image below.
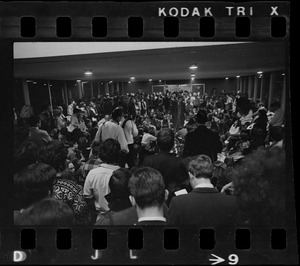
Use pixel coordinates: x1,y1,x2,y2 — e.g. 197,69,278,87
236,76,240,78
191,74,196,77
257,71,263,74
26,80,33,83
225,77,229,80
128,81,131,84
149,79,152,82
282,73,285,76
189,63,198,70
33,82,37,84
130,76,135,80
159,80,162,82
77,79,81,82
84,70,93,75
109,81,113,83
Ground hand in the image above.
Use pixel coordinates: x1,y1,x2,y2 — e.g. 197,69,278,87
221,182,234,194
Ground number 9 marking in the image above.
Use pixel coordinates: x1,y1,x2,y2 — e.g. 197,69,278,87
228,254,239,265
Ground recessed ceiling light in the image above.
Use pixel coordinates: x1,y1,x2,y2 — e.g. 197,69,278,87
149,79,152,82
33,82,37,84
191,74,196,77
257,71,263,74
159,80,162,82
225,77,229,80
130,76,135,80
77,79,81,82
236,76,240,78
282,73,285,76
84,70,93,75
189,63,198,70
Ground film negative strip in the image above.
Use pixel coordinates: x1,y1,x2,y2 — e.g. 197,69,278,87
0,1,297,265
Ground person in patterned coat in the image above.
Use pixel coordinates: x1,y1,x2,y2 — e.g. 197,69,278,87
39,140,92,225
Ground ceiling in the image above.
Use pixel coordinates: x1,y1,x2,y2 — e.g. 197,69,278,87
14,41,287,82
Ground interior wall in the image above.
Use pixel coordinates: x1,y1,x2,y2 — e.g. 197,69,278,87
123,78,237,95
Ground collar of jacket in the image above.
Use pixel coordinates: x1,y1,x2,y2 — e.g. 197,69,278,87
192,187,219,193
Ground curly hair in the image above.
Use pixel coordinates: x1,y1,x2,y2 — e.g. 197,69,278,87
157,128,174,152
14,140,39,173
98,138,121,164
14,163,56,209
232,147,285,225
15,197,75,226
38,140,68,172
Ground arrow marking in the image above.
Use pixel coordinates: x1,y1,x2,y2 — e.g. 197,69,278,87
209,254,225,265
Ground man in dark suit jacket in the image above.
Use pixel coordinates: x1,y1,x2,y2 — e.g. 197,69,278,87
167,155,238,226
183,109,223,162
129,167,168,225
142,128,191,205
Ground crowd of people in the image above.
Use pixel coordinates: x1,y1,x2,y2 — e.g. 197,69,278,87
13,89,286,226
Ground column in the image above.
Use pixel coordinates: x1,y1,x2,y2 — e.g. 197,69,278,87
241,77,245,94
248,76,253,99
97,82,100,96
22,79,31,105
253,75,258,102
91,82,94,99
64,81,68,105
77,80,83,99
68,87,72,100
47,80,54,116
268,73,274,109
121,82,125,95
259,75,264,102
105,82,109,94
110,83,114,95
116,82,120,94
244,77,248,96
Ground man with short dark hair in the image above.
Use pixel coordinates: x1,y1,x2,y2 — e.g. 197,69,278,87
94,107,129,153
142,128,190,205
83,139,121,212
28,115,52,148
128,167,168,225
167,155,238,226
183,109,223,162
81,141,102,179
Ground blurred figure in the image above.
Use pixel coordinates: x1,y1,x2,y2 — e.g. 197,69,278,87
232,147,285,226
15,197,75,226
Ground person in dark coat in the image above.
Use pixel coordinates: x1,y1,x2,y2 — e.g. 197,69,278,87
171,95,187,132
182,109,223,162
142,128,191,205
167,155,238,226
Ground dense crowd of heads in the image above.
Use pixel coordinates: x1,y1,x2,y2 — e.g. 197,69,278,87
13,89,286,226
